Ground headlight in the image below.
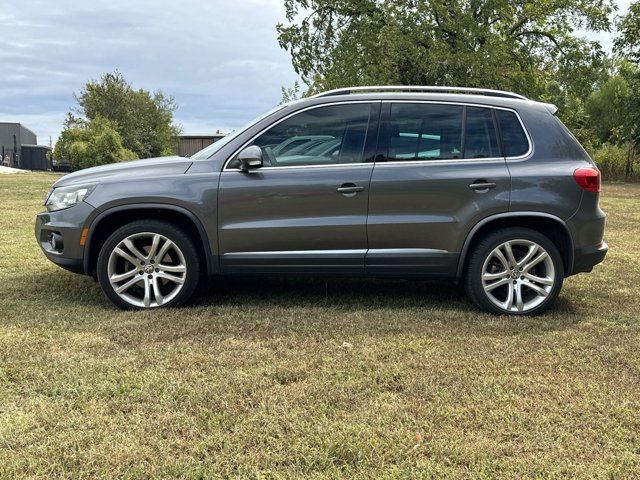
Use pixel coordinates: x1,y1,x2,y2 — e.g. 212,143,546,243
45,184,96,212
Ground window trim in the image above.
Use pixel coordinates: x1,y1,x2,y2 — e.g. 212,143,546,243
222,100,532,171
223,100,380,171
378,100,532,165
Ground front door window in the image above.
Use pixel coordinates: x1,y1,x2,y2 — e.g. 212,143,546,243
228,103,372,168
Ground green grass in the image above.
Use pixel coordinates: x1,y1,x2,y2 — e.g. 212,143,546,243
1,173,639,479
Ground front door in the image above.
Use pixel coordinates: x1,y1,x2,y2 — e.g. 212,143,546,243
218,102,379,274
366,102,512,277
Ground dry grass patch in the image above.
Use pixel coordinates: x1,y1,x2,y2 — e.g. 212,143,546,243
1,174,639,478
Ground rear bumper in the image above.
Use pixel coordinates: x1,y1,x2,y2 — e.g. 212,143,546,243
566,193,607,276
571,241,608,275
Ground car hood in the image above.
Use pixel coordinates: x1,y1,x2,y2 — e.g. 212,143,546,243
53,156,193,187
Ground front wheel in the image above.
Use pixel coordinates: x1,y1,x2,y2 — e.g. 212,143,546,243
96,220,200,309
464,228,564,316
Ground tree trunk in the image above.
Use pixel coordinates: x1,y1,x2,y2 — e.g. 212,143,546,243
626,142,635,180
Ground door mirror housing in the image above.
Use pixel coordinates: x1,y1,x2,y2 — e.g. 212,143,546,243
237,145,263,171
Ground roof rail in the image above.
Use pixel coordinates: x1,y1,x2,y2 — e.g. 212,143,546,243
311,85,529,101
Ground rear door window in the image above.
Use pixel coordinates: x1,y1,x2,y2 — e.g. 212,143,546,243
387,104,505,161
388,104,463,161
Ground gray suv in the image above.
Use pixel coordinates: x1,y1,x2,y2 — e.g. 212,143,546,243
35,86,607,315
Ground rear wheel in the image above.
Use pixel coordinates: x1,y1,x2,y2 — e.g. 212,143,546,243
97,220,200,309
464,228,564,316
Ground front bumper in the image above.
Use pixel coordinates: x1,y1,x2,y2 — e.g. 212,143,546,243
34,201,97,275
572,241,608,275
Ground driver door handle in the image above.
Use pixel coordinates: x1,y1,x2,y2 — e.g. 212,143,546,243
337,183,364,194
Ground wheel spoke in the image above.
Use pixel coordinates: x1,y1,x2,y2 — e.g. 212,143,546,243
517,244,538,267
157,271,185,285
502,283,514,310
123,239,147,262
523,251,548,272
152,277,163,306
503,241,517,267
143,280,151,308
483,270,508,281
524,272,554,286
515,284,524,311
113,247,139,266
115,275,142,294
110,268,138,283
157,263,186,273
146,234,161,262
522,280,549,297
154,239,175,263
484,277,511,292
492,248,510,271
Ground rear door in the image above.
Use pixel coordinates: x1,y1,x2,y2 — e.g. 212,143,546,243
366,102,511,277
218,102,379,274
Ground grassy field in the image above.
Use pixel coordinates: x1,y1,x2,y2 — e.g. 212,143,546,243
1,173,639,479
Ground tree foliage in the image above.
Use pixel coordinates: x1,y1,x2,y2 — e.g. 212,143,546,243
54,115,137,171
54,72,181,170
615,0,640,62
277,0,615,100
74,71,180,159
281,80,302,104
584,59,640,178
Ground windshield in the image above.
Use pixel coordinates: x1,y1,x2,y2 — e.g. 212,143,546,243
189,104,286,160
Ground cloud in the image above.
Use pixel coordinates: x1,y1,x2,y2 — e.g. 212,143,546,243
0,0,299,144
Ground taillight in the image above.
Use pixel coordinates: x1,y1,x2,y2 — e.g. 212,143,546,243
573,167,601,193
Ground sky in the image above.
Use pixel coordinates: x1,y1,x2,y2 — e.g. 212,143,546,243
0,0,633,146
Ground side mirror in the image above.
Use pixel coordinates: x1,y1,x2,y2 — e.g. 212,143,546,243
237,145,263,171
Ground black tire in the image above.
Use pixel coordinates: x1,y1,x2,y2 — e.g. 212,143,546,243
464,227,564,316
96,220,200,310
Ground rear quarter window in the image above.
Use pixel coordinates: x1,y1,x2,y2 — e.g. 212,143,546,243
516,108,592,161
496,110,530,157
552,116,592,161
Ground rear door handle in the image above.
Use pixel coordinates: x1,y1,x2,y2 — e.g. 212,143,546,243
469,181,497,191
337,183,364,195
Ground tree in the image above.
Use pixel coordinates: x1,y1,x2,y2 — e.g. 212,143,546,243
585,74,631,144
54,114,137,171
615,0,640,62
611,2,640,177
277,0,615,101
281,80,303,104
74,71,180,159
585,62,640,178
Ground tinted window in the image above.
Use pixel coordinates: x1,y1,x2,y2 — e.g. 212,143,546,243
388,104,463,160
496,110,529,157
240,104,371,167
464,107,500,158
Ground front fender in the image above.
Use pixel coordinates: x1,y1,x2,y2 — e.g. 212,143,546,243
82,202,217,276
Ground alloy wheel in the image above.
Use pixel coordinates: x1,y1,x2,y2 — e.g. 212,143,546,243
481,239,555,313
107,232,187,308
